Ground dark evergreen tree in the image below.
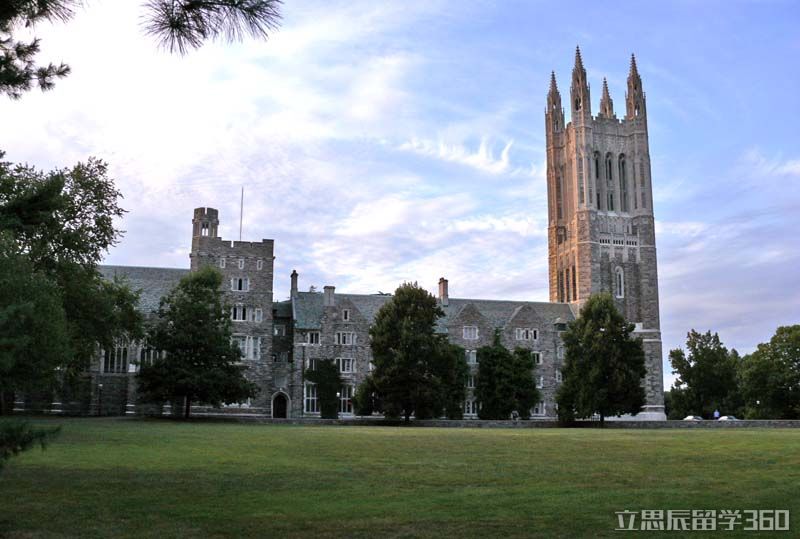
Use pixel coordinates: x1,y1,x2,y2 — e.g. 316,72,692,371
305,359,342,420
353,376,381,417
0,420,60,472
474,331,540,420
668,329,742,419
1,0,282,98
137,266,257,418
433,340,468,420
510,348,540,420
556,293,646,426
368,282,467,422
475,332,516,420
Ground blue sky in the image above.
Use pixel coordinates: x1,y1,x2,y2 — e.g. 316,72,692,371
2,0,799,388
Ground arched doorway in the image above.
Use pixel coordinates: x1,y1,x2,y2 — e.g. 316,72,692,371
272,393,288,419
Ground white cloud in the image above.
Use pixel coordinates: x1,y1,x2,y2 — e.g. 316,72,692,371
399,136,516,175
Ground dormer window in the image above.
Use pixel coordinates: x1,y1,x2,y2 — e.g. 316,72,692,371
463,326,478,340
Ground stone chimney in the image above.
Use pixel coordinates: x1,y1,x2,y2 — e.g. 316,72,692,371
438,277,449,307
290,270,298,297
323,285,335,307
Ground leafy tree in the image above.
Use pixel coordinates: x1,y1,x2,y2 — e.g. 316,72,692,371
0,153,142,410
1,0,282,99
475,331,540,420
740,325,800,419
137,266,257,418
556,293,646,426
668,330,742,419
368,282,467,422
305,359,342,420
0,251,70,415
0,420,60,472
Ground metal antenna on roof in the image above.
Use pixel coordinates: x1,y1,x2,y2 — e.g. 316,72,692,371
239,186,244,241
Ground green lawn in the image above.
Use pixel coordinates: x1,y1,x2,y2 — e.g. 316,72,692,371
1,419,798,538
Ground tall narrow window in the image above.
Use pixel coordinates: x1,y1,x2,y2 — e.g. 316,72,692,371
304,383,319,413
572,264,577,300
577,154,585,204
565,268,571,302
606,154,614,212
219,258,226,269
103,343,129,373
555,173,563,220
339,385,354,414
619,155,628,212
256,259,263,271
615,267,625,298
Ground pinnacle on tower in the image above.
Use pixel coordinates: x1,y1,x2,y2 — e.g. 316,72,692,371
629,53,639,78
570,45,590,116
549,71,558,95
546,70,564,133
599,77,614,118
626,52,646,119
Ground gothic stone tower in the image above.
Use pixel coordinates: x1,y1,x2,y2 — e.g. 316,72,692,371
546,48,665,419
189,208,283,414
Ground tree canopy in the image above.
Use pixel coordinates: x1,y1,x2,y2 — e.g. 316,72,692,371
0,152,142,413
1,0,282,98
556,293,646,425
668,330,742,419
137,266,257,418
739,325,800,419
305,359,343,420
474,331,540,420
365,282,467,422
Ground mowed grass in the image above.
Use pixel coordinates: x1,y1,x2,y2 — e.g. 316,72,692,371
1,419,799,538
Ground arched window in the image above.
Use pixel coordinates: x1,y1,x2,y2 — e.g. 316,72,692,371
614,267,625,298
605,153,614,211
618,155,628,212
594,153,600,180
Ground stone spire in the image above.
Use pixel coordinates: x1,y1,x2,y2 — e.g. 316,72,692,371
570,45,591,118
599,77,614,118
546,71,564,134
626,53,646,119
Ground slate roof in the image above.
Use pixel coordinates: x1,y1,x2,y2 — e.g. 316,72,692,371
99,265,189,314
292,291,575,332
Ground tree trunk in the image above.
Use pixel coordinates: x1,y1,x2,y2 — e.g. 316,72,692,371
600,413,605,428
184,396,191,419
0,390,6,416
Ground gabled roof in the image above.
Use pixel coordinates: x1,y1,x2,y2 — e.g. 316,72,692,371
99,265,189,314
292,291,575,332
